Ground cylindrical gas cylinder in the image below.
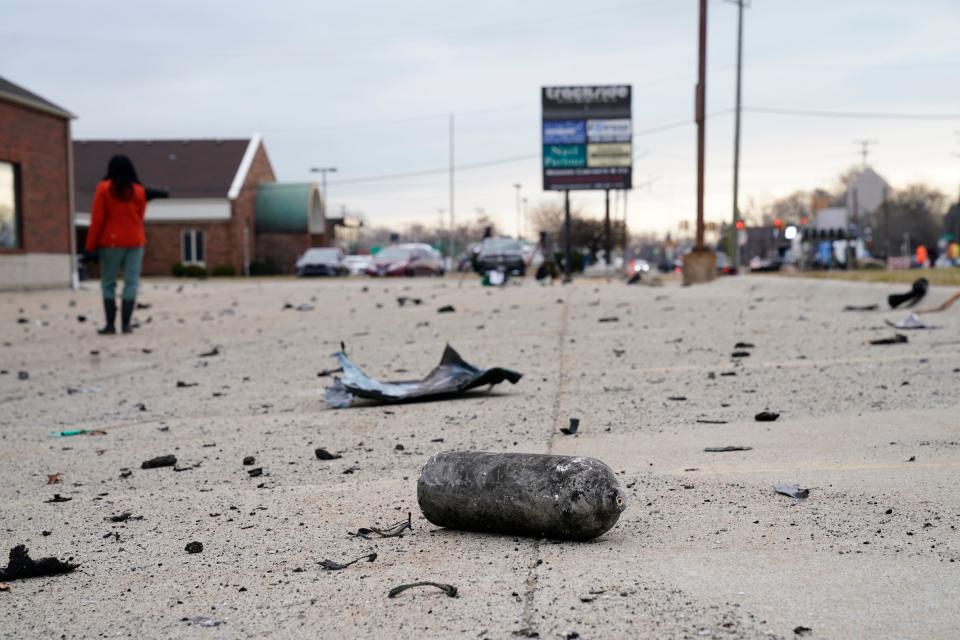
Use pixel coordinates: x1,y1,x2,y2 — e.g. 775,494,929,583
417,451,626,541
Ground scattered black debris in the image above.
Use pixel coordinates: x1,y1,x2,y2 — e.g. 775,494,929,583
397,296,423,307
176,381,198,388
793,626,812,636
319,552,377,571
731,351,750,358
755,411,780,422
17,371,29,381
351,512,412,539
734,341,754,349
135,302,151,310
888,278,928,309
720,371,737,377
430,437,444,443
598,316,619,323
395,444,405,451
134,402,147,411
907,455,916,462
47,473,61,485
198,346,220,357
613,349,625,357
843,304,878,311
16,317,29,324
774,483,810,500
247,467,263,478
119,469,132,479
242,456,255,466
0,545,77,581
696,419,729,424
325,344,522,408
296,304,314,312
45,494,72,503
141,454,177,469
317,367,343,378
704,446,752,452
388,581,458,599
77,314,87,323
560,418,580,435
315,448,342,460
342,465,359,474
110,512,142,524
667,396,687,401
437,305,456,313
183,616,222,628
185,541,203,554
870,333,908,345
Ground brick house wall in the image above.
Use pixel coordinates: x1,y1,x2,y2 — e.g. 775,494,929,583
232,143,275,274
255,232,311,274
0,100,71,256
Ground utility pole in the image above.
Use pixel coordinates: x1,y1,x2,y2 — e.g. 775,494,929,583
621,190,629,255
449,113,455,261
563,191,572,283
695,0,708,250
604,189,612,266
513,183,522,239
853,139,878,168
309,166,338,222
725,0,748,271
436,208,445,253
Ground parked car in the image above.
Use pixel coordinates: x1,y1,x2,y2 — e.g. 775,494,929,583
366,243,445,277
295,247,347,276
343,254,374,276
748,256,782,272
475,237,525,276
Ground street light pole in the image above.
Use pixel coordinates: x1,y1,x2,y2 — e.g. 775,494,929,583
725,0,748,271
513,183,522,239
310,166,338,225
695,0,708,250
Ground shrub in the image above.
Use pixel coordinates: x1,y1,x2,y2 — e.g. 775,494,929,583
183,265,208,278
249,259,281,276
171,262,185,277
211,265,236,277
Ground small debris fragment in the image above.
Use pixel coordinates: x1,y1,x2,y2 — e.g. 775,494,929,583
387,581,458,599
437,305,456,313
843,304,878,312
315,448,342,460
185,541,203,554
734,342,754,349
774,483,810,500
755,411,780,422
598,316,619,323
793,626,812,637
46,473,62,485
319,552,377,571
704,446,752,452
141,454,177,469
176,381,198,388
668,396,687,401
247,467,263,478
242,456,255,466
0,545,77,581
46,494,71,503
17,371,29,380
870,333,908,346
198,346,220,357
351,512,412,539
317,367,343,378
696,419,728,424
731,351,750,358
560,418,580,435
106,512,141,523
183,616,222,628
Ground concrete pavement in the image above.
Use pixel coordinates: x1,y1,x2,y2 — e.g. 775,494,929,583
1,274,958,638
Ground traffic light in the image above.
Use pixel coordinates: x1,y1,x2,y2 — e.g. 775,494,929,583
735,220,745,231
800,216,808,226
774,218,783,229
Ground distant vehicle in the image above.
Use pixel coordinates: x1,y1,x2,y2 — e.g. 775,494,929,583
295,247,347,277
366,243,445,277
475,237,526,276
343,254,373,276
629,259,650,274
715,253,737,275
748,256,781,272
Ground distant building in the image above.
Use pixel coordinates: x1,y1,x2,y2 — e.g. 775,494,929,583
846,167,889,217
74,137,274,275
0,76,75,290
254,183,332,274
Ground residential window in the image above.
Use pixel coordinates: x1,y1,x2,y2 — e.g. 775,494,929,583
181,229,205,265
0,161,20,249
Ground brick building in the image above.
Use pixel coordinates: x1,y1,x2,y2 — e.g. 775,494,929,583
0,76,75,290
254,182,334,274
74,136,277,276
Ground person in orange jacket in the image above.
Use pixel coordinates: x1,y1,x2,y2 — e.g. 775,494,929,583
85,155,147,334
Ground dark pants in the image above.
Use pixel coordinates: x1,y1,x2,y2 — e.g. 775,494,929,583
100,247,144,301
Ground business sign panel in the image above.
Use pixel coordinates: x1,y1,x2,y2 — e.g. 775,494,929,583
542,85,632,191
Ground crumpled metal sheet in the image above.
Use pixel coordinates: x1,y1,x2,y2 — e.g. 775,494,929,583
324,344,522,408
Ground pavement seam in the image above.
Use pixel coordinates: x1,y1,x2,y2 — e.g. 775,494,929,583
519,293,570,636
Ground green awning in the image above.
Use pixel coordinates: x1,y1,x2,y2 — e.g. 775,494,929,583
255,182,322,233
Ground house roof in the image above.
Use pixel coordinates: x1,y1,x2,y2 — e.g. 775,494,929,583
73,136,262,212
0,76,73,119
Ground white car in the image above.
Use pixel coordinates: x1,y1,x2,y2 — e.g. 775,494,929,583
295,248,347,276
343,254,374,276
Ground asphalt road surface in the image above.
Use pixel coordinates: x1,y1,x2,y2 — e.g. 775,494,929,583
1,274,958,639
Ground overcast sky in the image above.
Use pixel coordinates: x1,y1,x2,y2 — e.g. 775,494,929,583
3,0,959,235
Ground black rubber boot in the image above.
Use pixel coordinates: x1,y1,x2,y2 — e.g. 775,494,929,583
121,299,135,334
98,299,117,335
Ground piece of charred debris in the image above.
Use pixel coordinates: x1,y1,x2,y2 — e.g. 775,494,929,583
387,582,458,598
141,454,177,469
315,448,342,460
560,418,580,435
319,552,377,571
754,411,780,422
350,513,412,539
0,545,77,581
418,451,625,540
774,483,810,500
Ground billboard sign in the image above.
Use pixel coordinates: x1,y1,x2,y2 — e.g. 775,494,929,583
542,85,632,191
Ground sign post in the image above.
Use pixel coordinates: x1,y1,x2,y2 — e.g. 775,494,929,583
542,85,633,279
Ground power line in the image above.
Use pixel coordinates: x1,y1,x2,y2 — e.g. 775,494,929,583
744,107,960,120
